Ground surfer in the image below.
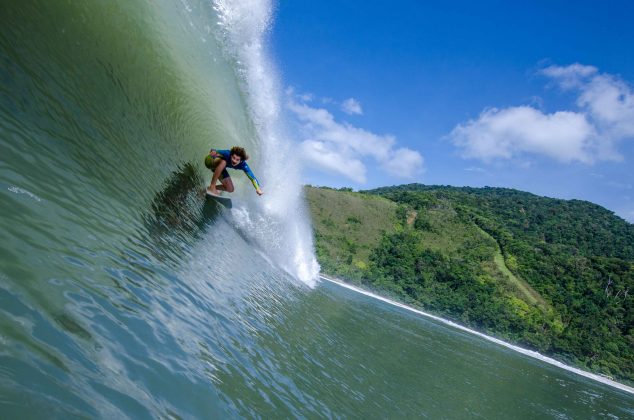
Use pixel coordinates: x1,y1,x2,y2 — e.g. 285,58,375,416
205,146,263,196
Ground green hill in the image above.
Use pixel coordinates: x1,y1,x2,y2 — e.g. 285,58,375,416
305,184,634,383
306,187,399,279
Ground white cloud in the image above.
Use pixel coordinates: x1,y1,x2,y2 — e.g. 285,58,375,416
449,64,634,164
288,99,396,160
540,63,597,89
450,106,597,163
341,98,363,115
287,92,424,183
577,74,634,140
300,140,367,183
542,65,634,142
285,86,314,103
383,148,425,178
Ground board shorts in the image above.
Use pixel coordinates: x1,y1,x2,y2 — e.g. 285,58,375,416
204,155,230,180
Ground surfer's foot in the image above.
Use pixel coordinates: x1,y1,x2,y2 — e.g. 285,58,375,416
206,186,221,196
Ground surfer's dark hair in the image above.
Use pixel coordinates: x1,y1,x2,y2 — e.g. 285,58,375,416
230,146,248,161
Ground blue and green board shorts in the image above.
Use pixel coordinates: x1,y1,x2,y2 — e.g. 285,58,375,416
204,155,230,180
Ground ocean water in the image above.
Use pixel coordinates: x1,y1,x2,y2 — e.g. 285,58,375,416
1,0,632,418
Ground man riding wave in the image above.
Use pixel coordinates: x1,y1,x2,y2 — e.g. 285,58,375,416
205,146,263,196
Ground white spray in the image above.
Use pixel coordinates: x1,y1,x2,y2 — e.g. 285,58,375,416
211,0,320,286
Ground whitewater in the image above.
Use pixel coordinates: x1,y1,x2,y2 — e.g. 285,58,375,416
0,0,632,417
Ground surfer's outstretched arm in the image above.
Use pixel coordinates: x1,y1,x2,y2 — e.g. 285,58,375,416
243,163,263,195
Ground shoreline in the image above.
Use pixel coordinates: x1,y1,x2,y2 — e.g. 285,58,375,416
318,274,634,396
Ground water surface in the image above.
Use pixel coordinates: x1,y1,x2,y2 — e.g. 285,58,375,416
1,0,632,418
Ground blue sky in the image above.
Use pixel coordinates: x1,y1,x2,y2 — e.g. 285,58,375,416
271,0,634,221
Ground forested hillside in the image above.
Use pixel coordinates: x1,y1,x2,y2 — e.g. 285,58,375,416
305,185,634,383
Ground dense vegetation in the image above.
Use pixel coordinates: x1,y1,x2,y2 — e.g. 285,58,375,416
305,184,634,383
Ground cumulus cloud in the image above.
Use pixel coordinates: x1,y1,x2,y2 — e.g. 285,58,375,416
341,98,364,115
540,63,598,89
300,140,367,183
449,64,634,164
287,92,424,183
384,148,425,178
576,74,634,140
450,106,597,163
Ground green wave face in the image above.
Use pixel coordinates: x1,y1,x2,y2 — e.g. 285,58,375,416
0,1,276,414
0,0,322,292
0,0,258,295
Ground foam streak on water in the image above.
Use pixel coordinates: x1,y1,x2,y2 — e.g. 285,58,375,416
211,0,320,286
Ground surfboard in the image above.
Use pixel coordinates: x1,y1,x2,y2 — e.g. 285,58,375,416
205,189,232,208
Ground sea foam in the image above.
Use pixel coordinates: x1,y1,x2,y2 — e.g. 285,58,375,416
211,0,320,286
